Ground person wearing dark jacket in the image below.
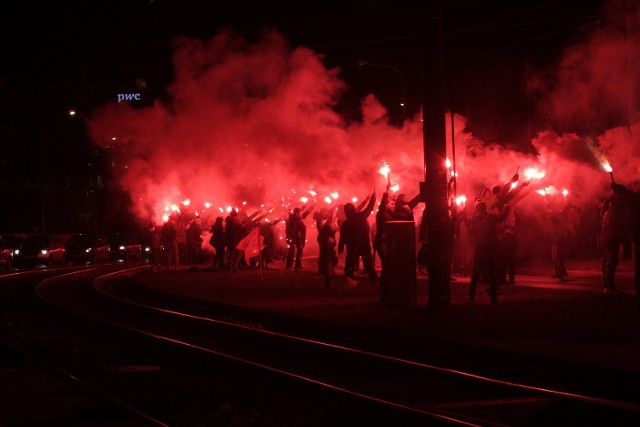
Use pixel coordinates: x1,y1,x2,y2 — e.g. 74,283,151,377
374,184,395,301
285,202,315,271
186,217,203,265
315,207,339,289
338,191,378,287
225,211,244,271
209,216,226,271
393,193,420,221
611,182,640,308
600,191,629,295
467,201,510,304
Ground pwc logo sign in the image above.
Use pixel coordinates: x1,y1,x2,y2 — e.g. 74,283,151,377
117,93,141,103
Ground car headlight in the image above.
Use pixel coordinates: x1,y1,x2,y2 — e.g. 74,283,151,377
119,245,125,250
13,249,19,256
85,248,92,253
41,249,48,255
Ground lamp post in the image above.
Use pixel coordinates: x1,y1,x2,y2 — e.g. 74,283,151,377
358,60,407,122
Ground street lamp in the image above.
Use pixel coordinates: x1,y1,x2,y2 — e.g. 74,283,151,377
358,60,407,121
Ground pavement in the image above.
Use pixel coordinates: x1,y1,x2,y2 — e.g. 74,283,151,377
2,255,640,425
132,255,640,377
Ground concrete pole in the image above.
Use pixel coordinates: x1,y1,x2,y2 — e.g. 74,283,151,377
422,1,451,309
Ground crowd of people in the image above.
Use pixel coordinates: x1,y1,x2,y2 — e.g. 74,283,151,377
143,177,640,309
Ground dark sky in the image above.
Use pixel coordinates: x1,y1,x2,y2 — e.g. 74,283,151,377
3,0,607,132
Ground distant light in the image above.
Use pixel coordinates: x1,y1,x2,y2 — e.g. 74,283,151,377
68,110,76,116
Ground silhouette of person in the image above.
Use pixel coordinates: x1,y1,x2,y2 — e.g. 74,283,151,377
160,215,178,271
374,184,396,301
186,217,203,265
393,193,420,221
147,223,162,271
259,218,280,269
338,191,378,288
547,204,570,281
316,207,339,289
468,201,509,304
611,182,640,309
209,216,226,271
225,211,243,271
285,203,315,272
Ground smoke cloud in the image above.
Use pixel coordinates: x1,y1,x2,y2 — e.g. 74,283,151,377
87,0,639,238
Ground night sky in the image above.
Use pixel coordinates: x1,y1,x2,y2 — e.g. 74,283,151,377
2,0,637,234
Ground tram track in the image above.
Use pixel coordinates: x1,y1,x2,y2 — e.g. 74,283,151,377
2,266,640,425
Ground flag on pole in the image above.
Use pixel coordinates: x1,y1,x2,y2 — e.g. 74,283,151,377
236,227,263,259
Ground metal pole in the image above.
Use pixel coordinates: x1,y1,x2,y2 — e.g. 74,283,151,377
40,126,46,234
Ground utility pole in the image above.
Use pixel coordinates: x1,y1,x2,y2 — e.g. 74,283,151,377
422,0,450,309
40,127,46,234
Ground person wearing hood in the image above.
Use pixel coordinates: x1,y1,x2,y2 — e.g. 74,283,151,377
338,190,378,288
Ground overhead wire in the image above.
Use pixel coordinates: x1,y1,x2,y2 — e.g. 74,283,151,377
447,0,561,33
448,14,615,64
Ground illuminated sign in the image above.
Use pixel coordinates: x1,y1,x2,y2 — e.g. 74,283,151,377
117,93,141,103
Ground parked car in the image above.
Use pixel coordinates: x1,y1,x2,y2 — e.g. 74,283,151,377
65,233,110,264
0,235,25,270
141,243,153,261
1,235,24,252
110,233,142,261
13,234,66,267
0,237,15,270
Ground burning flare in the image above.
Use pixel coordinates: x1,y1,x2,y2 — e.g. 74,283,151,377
602,162,615,182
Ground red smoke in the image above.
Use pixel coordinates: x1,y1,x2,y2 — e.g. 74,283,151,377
87,1,639,235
